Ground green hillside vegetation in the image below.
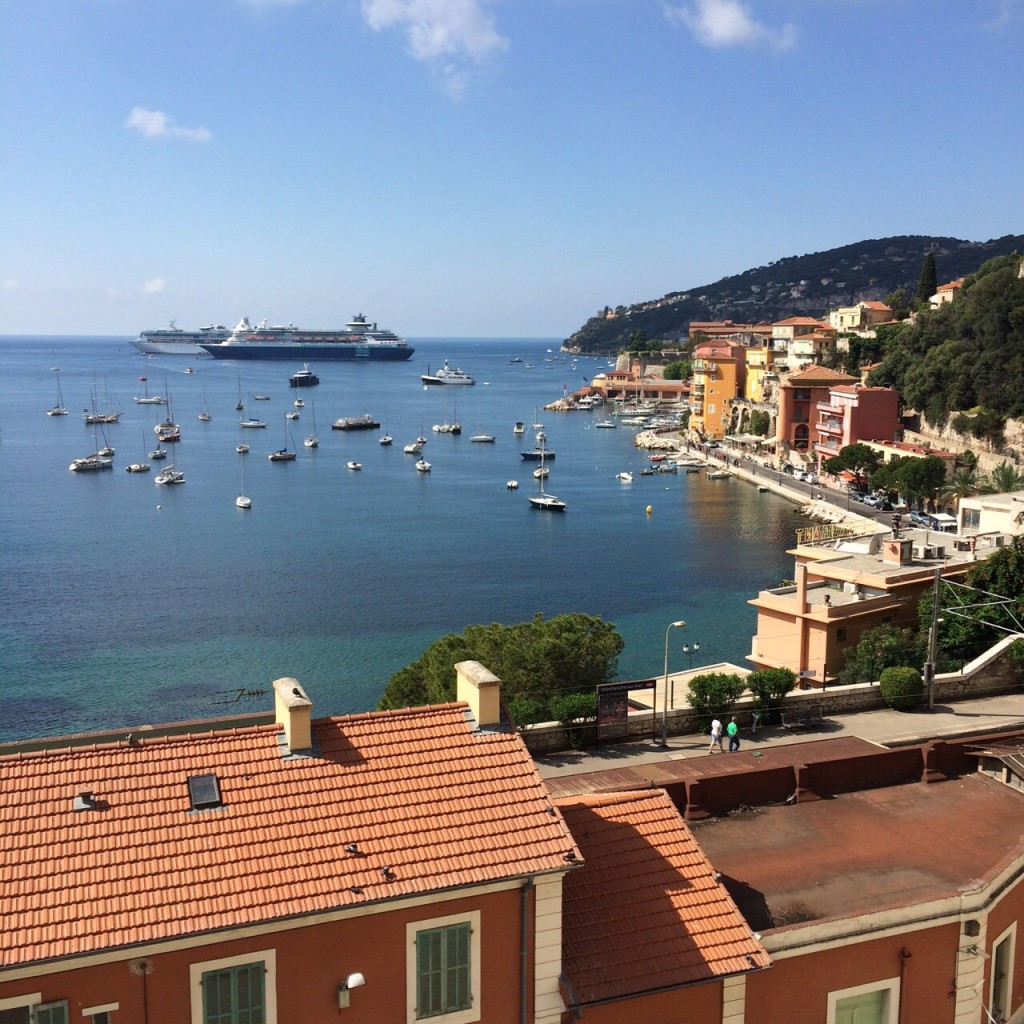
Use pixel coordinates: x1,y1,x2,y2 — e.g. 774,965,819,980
565,234,1024,354
870,253,1024,438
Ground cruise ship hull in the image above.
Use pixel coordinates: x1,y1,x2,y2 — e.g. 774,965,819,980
131,325,231,355
200,342,414,361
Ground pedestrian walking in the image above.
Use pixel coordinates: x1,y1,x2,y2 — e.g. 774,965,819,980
709,718,724,754
727,716,740,753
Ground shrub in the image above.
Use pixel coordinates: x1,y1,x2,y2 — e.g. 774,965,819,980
506,696,546,731
687,672,747,732
879,667,924,710
549,693,598,749
745,668,797,724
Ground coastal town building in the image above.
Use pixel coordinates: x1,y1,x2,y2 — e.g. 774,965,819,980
0,667,581,1024
959,489,1024,536
743,345,779,404
776,366,858,459
827,300,893,335
860,439,958,477
814,384,902,469
771,317,836,371
688,320,774,345
587,362,689,407
747,525,1009,685
690,342,747,439
930,278,965,306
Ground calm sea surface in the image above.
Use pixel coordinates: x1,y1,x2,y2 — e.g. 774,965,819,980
0,335,801,742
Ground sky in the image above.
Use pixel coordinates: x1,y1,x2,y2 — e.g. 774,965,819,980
2,0,1023,338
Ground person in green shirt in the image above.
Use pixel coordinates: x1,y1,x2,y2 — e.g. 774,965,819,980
727,716,740,753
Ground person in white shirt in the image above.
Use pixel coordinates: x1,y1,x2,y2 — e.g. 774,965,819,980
709,718,724,754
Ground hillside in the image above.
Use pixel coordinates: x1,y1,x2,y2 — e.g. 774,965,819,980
565,234,1024,353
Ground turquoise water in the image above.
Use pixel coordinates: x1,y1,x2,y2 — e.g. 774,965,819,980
0,336,799,741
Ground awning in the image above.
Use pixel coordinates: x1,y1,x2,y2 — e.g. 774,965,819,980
840,471,858,482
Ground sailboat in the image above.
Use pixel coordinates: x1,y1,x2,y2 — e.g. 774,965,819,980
304,403,319,448
235,376,245,411
198,383,212,422
236,449,251,509
47,368,68,416
528,445,565,511
135,376,166,405
154,462,185,485
269,415,297,461
69,421,113,472
240,394,266,429
126,432,151,473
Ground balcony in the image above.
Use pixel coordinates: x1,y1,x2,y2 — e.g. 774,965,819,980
690,401,704,414
816,402,841,415
818,418,843,435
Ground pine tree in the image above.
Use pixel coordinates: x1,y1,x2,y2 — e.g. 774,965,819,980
916,252,938,305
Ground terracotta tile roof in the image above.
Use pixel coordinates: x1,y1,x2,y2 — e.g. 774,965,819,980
862,301,892,310
556,791,768,1006
785,366,858,384
0,705,579,969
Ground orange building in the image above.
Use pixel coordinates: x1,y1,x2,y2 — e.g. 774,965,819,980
690,342,747,439
777,366,858,458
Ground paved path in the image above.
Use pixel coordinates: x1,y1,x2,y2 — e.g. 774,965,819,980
535,691,1024,778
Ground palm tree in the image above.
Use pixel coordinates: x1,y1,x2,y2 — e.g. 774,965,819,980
937,467,981,512
986,460,1024,494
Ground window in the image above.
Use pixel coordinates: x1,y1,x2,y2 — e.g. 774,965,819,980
407,911,480,1024
827,978,898,1024
81,1006,118,1024
0,1002,67,1024
991,923,1016,1022
836,627,847,642
190,951,276,1024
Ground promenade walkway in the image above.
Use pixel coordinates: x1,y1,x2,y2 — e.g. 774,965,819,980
535,690,1024,779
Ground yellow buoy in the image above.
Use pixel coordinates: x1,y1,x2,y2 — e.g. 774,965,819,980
645,505,652,516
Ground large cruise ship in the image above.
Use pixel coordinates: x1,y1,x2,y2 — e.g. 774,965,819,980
199,315,414,362
131,321,231,356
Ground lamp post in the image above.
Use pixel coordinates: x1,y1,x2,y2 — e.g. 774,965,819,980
661,620,686,746
683,642,701,669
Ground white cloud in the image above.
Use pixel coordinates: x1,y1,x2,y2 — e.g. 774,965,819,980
666,0,797,51
360,0,508,84
125,107,212,142
143,278,166,294
3,279,23,292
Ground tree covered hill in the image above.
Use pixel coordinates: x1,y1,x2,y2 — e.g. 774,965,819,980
565,233,1024,353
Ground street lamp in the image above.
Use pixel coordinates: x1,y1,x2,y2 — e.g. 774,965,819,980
683,642,701,669
661,620,687,746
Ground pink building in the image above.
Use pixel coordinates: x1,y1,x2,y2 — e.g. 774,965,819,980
815,383,901,469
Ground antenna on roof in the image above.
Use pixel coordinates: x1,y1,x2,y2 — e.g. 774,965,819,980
210,687,269,706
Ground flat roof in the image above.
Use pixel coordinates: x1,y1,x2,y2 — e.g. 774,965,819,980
692,772,1024,933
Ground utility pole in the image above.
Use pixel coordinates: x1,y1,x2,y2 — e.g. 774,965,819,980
924,565,941,711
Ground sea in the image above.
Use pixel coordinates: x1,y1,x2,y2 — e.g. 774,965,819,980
0,335,802,743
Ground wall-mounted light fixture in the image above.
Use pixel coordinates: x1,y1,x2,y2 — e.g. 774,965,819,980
338,972,366,1008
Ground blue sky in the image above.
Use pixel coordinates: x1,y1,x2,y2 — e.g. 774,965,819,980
2,0,1022,337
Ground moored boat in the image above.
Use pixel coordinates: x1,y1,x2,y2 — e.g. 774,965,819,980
132,321,230,356
331,414,380,431
421,361,475,385
289,365,320,387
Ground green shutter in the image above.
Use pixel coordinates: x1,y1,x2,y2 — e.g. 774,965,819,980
33,1004,68,1024
202,964,266,1024
415,923,472,1019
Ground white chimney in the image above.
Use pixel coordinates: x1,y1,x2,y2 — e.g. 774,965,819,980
273,677,313,753
455,661,502,729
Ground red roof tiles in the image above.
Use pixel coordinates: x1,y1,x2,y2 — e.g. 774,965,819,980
556,791,767,1007
0,705,579,969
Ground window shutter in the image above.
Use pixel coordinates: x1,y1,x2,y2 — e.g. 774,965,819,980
33,1003,69,1024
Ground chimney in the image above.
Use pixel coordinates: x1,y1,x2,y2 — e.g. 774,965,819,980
273,677,313,754
455,661,502,729
882,538,913,566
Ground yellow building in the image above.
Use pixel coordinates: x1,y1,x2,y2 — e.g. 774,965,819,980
744,345,778,403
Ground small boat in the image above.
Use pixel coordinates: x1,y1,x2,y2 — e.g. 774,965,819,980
331,414,381,431
47,368,69,416
617,472,634,483
126,462,151,474
595,419,616,429
507,480,519,489
97,445,115,458
150,446,168,461
198,384,212,421
240,417,266,429
403,442,421,455
706,470,732,480
640,468,655,476
649,454,667,462
415,459,431,472
236,443,250,454
758,485,770,492
513,421,525,435
304,404,319,448
69,454,113,473
656,465,678,475
528,492,566,512
134,376,166,405
154,464,185,485
685,467,701,474
236,449,251,509
379,434,393,446
269,416,297,461
253,394,271,401
289,365,319,388
347,461,362,471
533,466,549,479
470,433,495,443
294,398,304,408
286,410,300,421
509,357,523,364
421,361,475,386
520,449,555,461
236,494,252,509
